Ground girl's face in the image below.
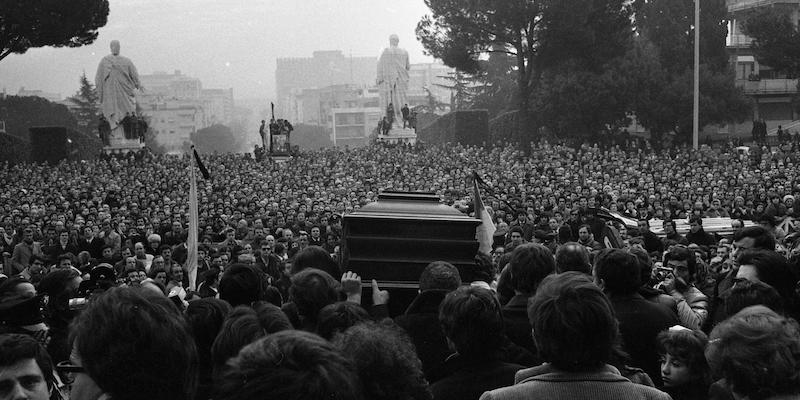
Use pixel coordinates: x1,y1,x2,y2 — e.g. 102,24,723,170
660,354,693,388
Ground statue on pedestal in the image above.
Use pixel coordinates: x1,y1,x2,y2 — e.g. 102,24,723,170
95,40,142,145
377,34,410,132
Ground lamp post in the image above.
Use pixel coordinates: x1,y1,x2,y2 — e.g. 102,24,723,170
693,0,700,150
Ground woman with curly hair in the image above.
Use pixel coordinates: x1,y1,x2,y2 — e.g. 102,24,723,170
656,326,710,400
335,321,432,400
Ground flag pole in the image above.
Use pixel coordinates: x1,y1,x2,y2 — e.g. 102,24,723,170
186,147,200,291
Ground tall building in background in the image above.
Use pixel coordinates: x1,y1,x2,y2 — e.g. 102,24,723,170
201,88,234,126
276,50,454,147
136,70,234,152
276,51,377,120
726,0,800,137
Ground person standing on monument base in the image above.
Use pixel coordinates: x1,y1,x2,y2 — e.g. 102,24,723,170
402,103,410,128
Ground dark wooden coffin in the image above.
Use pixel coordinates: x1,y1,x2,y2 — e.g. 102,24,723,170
341,191,481,314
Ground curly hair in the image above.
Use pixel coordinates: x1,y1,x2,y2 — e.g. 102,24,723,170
317,301,372,340
706,306,800,400
334,321,432,400
217,330,362,400
656,328,710,387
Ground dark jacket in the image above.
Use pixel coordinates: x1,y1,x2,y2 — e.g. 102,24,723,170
501,294,536,355
686,228,716,248
431,355,523,400
641,230,664,254
608,292,679,387
395,289,451,382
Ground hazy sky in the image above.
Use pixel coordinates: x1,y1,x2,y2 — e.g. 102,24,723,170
0,0,435,101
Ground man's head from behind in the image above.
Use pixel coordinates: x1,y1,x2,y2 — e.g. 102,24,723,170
509,244,555,295
69,286,198,400
593,248,641,295
419,261,461,292
0,333,53,400
216,330,362,400
439,286,504,358
529,272,617,372
555,242,591,274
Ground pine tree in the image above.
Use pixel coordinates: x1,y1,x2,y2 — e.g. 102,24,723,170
68,72,100,135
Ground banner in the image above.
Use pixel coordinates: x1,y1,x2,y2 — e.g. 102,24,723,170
473,171,496,255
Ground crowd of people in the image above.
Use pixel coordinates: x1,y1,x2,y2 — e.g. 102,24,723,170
1,137,799,400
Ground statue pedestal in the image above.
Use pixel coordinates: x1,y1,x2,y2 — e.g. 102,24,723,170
377,127,417,145
104,126,145,154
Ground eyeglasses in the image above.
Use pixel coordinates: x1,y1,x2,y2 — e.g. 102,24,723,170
56,360,85,384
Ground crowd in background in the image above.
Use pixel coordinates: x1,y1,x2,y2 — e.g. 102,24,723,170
1,138,799,400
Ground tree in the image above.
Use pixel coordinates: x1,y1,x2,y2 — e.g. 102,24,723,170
468,49,517,118
742,8,800,78
629,0,750,142
1,0,110,62
0,95,78,140
434,70,473,111
68,72,99,135
191,124,238,153
416,0,633,142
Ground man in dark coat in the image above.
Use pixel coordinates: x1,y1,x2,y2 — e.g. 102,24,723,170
394,261,461,382
432,286,525,400
501,244,555,355
686,216,717,248
594,249,679,387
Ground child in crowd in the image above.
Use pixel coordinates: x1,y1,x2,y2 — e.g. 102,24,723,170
656,325,710,400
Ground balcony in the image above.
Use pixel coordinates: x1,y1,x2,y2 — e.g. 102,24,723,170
736,78,799,94
727,34,753,48
728,0,800,13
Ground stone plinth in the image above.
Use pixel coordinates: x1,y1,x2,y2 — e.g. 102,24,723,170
104,126,144,154
377,127,417,145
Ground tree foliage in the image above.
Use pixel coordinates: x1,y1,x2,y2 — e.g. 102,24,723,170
67,72,99,135
0,95,78,141
468,50,517,118
417,0,633,141
191,124,239,154
0,0,110,62
629,0,750,141
742,8,800,78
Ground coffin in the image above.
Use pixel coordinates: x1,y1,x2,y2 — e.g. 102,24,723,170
341,191,481,314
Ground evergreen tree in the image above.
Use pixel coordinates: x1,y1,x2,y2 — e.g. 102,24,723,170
0,0,109,62
68,73,100,136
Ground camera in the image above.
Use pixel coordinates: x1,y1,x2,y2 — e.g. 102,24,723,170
653,265,673,282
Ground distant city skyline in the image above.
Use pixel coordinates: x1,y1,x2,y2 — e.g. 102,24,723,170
0,0,435,101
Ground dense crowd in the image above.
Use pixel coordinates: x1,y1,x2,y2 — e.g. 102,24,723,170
1,138,799,400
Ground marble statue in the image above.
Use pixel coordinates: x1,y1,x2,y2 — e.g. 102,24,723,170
377,34,410,128
95,40,141,132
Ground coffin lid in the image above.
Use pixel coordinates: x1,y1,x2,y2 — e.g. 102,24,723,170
345,191,474,221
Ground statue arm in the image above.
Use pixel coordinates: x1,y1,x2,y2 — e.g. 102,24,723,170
129,61,142,91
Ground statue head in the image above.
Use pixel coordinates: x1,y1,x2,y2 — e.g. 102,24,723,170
389,34,399,47
110,40,121,55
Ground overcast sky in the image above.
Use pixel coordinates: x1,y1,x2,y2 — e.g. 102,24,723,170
0,0,435,101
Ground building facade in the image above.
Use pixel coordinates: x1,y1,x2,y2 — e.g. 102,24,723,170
727,0,800,136
136,70,235,152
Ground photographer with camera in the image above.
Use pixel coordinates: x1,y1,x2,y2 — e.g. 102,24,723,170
657,246,709,330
